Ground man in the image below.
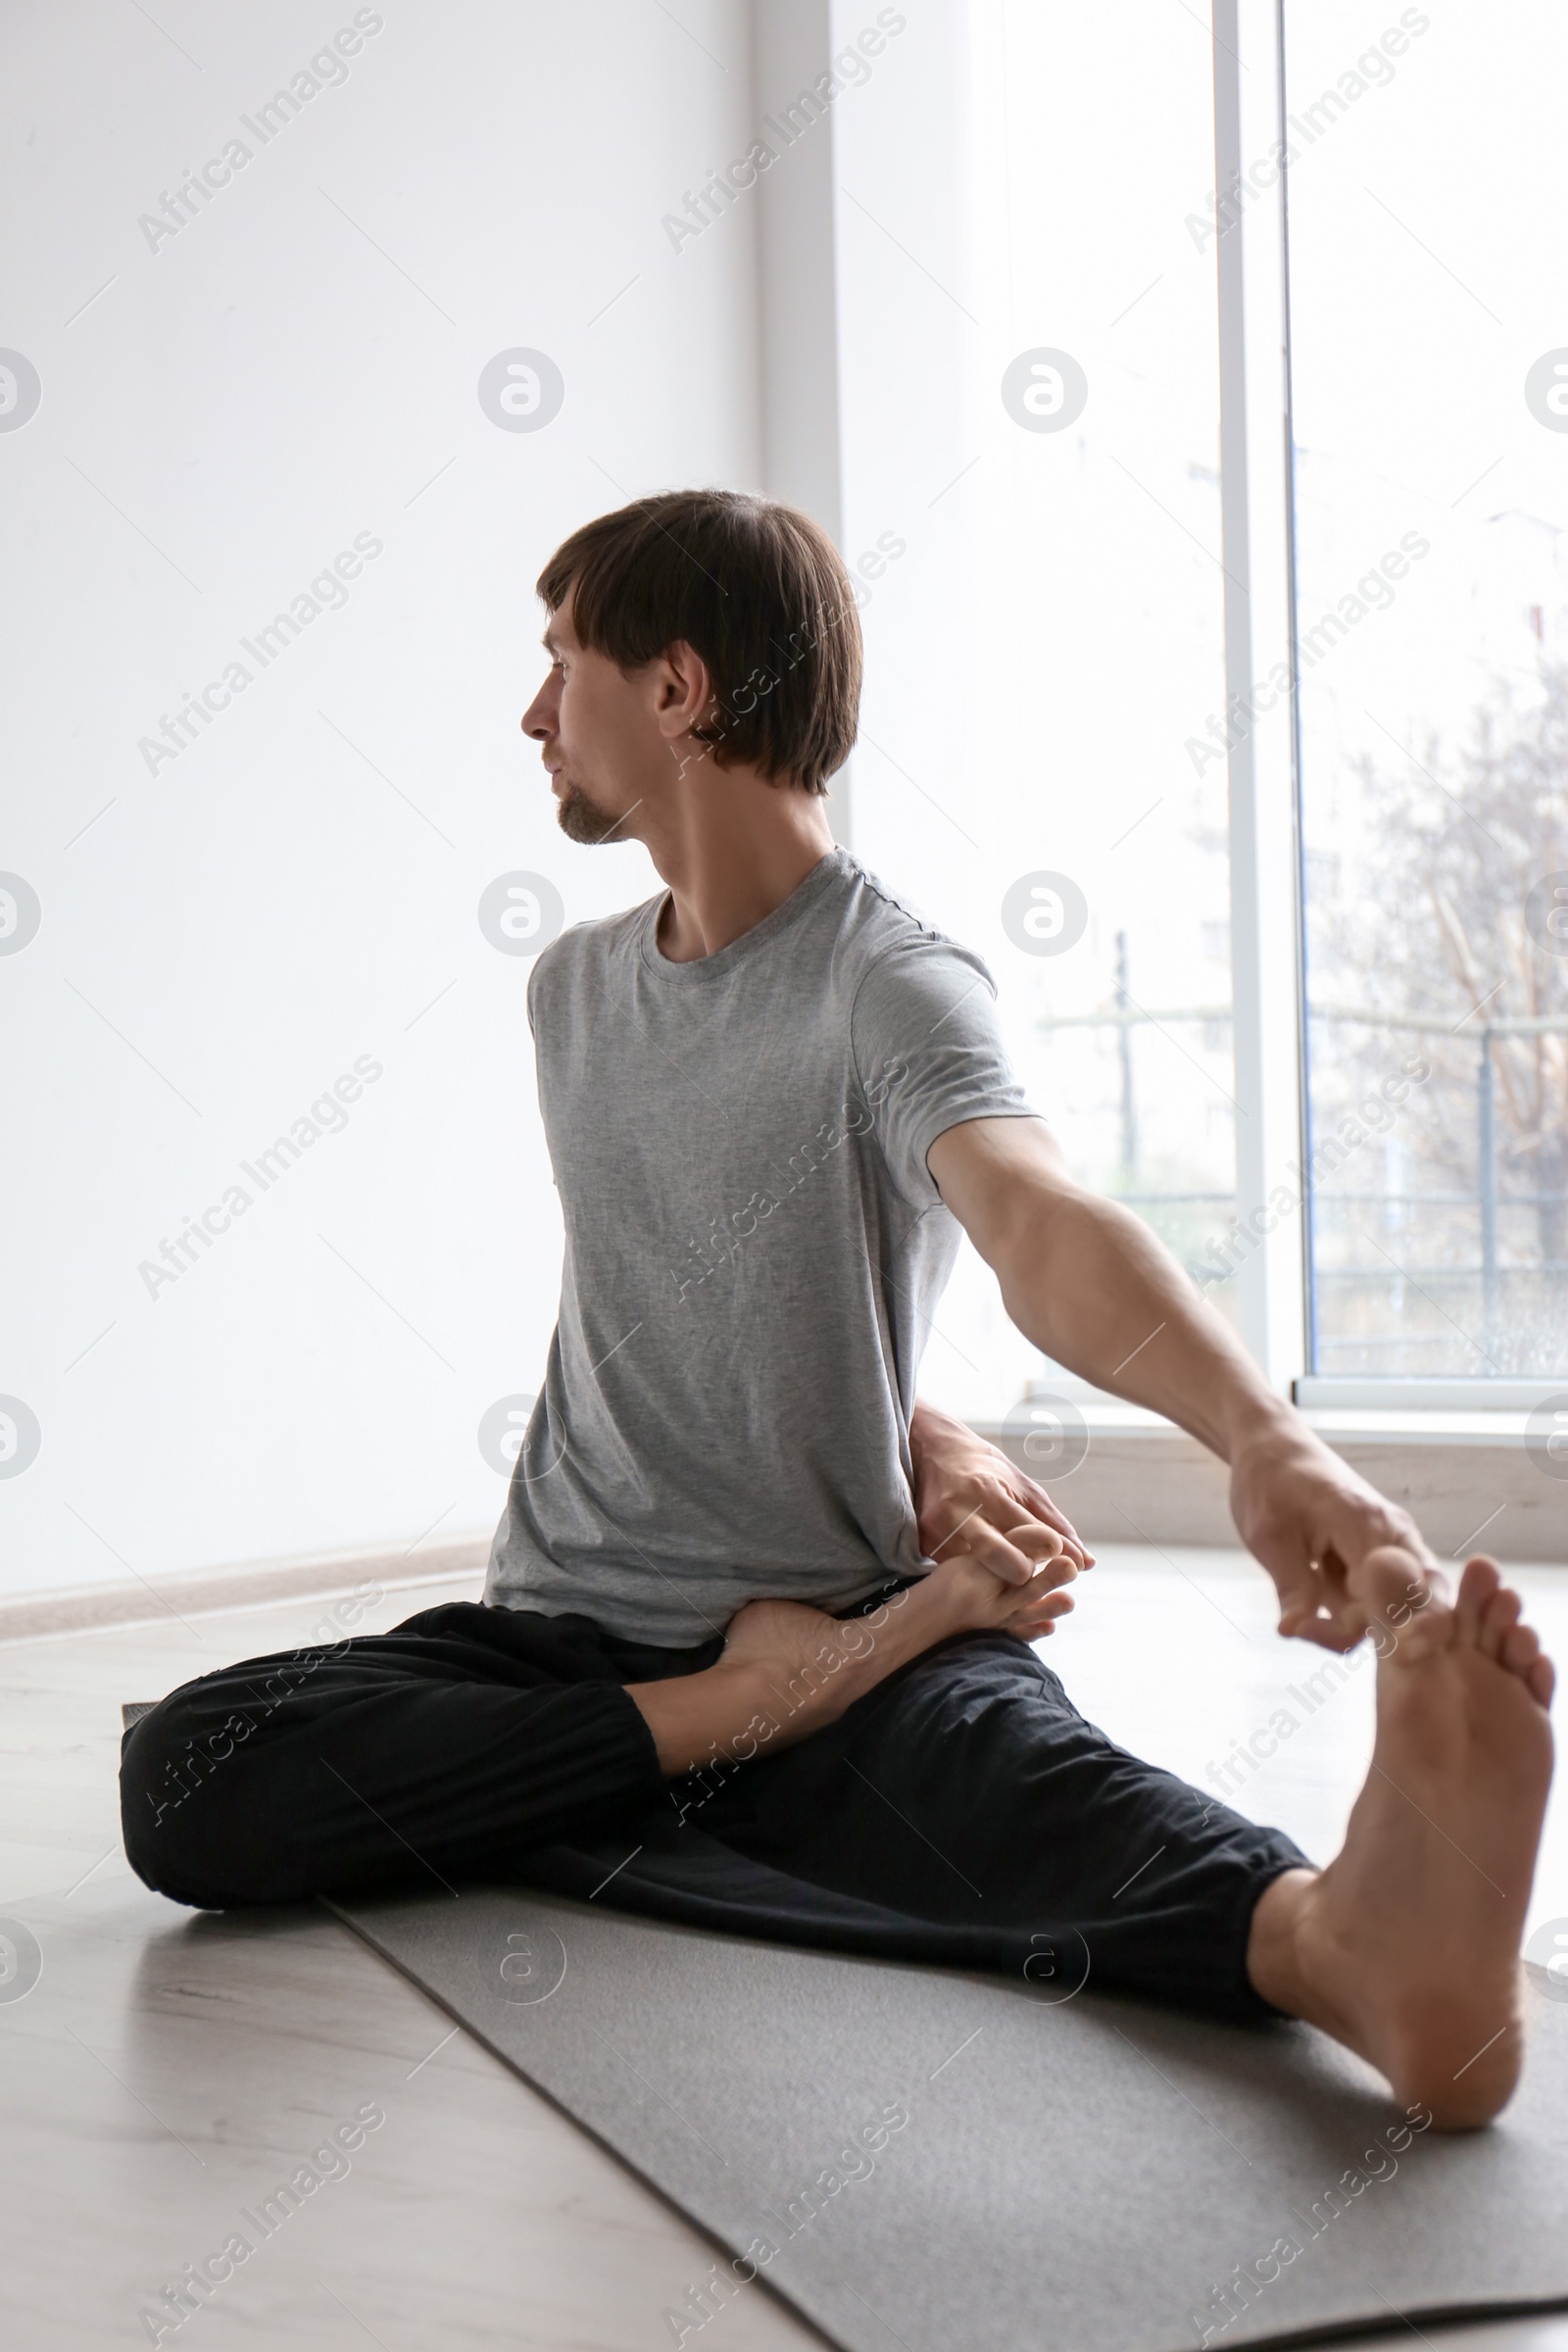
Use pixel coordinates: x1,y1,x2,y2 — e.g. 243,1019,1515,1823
122,490,1554,2130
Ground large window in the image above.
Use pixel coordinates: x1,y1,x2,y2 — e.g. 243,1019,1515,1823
1284,1,1568,1386
837,0,1566,1417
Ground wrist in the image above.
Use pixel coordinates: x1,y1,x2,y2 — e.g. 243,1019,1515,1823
909,1397,964,1458
1215,1385,1299,1467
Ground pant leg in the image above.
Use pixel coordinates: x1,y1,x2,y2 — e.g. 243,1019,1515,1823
690,1629,1310,2018
120,1601,699,1911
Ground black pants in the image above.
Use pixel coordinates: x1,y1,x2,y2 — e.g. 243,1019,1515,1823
120,1598,1308,2020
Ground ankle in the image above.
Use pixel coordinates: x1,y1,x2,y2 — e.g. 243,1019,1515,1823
1244,1866,1321,2019
626,1659,777,1777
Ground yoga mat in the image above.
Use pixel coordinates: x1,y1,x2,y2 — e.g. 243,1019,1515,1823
331,1836,1568,2352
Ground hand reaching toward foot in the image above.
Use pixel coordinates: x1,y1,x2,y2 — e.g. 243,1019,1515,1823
1228,1415,1446,1652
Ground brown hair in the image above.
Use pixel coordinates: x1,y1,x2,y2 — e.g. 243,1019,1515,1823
536,490,861,794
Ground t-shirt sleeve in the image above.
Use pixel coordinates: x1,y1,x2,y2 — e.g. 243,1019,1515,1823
525,929,571,1040
850,937,1038,1208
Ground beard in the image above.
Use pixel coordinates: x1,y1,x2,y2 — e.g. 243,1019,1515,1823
553,777,619,844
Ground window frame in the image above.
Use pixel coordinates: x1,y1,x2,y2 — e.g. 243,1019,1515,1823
1210,0,1310,1396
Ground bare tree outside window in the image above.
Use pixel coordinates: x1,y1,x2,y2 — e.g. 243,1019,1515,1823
1305,667,1568,1377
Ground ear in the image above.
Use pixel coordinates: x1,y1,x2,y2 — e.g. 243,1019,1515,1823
654,639,716,744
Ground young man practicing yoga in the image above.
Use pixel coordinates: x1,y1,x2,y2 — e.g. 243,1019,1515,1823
122,491,1554,2130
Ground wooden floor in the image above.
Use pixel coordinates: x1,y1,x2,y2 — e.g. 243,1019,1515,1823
3,1547,1566,2351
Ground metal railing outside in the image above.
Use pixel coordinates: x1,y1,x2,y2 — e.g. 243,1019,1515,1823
1034,1000,1568,1368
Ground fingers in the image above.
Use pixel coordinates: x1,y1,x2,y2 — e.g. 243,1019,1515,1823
1036,1498,1093,1571
1280,1607,1362,1654
1008,1524,1075,1588
1276,1565,1361,1651
947,1517,1042,1588
1275,1582,1317,1641
934,1511,1070,1589
926,1467,1090,1576
1011,1478,1095,1569
1276,1534,1444,1655
998,1486,1087,1573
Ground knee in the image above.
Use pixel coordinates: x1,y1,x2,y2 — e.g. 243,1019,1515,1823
120,1688,257,1907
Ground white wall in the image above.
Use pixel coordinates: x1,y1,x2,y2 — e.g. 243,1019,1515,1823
0,0,767,1591
3,0,1264,1592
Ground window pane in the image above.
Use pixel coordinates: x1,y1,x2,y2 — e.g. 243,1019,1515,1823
835,0,1235,1422
1285,0,1568,1380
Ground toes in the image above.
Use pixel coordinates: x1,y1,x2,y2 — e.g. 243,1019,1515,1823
1359,1543,1436,1617
1478,1586,1524,1662
1014,1592,1075,1635
1476,1580,1523,1655
1456,1555,1503,1634
1359,1545,1448,1661
1463,1577,1554,1707
1024,1554,1077,1594
1500,1621,1541,1678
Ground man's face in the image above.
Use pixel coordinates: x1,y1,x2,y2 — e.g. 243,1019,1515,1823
520,601,659,845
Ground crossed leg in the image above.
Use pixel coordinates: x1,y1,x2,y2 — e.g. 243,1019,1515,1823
1245,1549,1555,2129
121,1543,1554,2131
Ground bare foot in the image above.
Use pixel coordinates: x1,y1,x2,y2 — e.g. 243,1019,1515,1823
628,1536,1077,1778
721,1534,1078,1740
1250,1549,1554,2128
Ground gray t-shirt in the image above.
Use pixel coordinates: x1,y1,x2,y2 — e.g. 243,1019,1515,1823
483,848,1036,1644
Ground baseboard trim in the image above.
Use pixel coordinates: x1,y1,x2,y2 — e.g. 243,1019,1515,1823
0,1535,490,1644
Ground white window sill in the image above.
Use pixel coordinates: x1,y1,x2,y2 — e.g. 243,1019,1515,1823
985,1392,1566,1563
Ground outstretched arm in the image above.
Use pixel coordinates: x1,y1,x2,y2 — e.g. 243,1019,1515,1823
925,1114,1435,1650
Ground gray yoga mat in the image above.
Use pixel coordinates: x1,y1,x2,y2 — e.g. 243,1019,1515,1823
331,1869,1568,2352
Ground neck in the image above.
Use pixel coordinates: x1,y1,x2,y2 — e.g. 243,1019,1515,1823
644,751,839,962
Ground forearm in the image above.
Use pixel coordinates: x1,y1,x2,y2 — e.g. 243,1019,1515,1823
990,1184,1293,1464
992,1181,1439,1630
929,1119,1439,1640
